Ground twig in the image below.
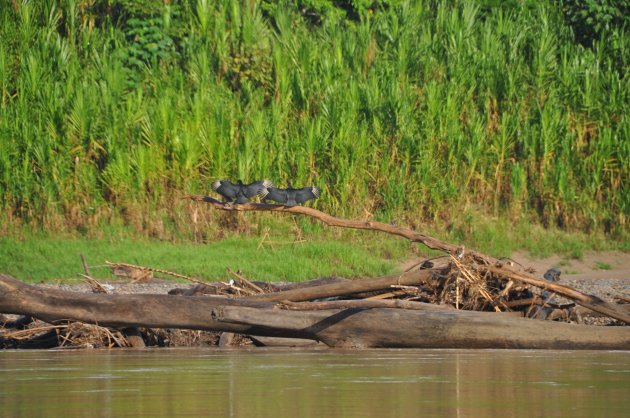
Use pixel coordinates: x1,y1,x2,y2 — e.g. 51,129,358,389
81,254,91,277
485,265,630,323
78,274,109,294
184,195,461,255
220,280,255,296
1,325,66,340
228,269,265,294
450,255,499,311
365,289,417,300
105,261,207,286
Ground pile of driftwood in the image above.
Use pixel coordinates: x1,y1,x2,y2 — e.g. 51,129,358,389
1,196,628,350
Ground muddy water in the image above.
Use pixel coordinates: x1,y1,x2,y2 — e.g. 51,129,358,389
1,349,629,417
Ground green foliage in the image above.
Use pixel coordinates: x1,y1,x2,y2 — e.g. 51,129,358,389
594,261,612,270
261,0,396,25
117,17,176,73
0,0,628,242
562,0,629,46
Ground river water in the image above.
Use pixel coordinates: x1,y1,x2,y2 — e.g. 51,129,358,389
1,349,629,417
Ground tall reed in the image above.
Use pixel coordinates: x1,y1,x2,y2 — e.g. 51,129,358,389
0,0,627,238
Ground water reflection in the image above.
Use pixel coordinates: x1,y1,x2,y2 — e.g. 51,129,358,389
0,349,629,417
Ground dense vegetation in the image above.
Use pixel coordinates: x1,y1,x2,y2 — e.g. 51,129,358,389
0,0,628,243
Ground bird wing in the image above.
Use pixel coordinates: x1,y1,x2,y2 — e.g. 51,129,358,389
294,186,320,204
263,187,288,203
243,180,273,198
212,180,239,199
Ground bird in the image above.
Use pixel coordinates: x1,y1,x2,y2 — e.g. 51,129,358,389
211,179,273,204
543,268,561,282
262,180,320,206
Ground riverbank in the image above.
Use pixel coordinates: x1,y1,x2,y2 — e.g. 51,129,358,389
1,218,627,283
1,250,627,350
34,249,630,297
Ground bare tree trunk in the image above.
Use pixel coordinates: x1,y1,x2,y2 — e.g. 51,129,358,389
210,305,629,349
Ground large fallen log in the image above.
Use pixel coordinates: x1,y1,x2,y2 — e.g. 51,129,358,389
211,305,629,349
1,275,628,349
0,274,297,338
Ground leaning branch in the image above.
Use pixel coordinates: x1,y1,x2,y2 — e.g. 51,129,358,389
186,195,630,324
184,195,460,254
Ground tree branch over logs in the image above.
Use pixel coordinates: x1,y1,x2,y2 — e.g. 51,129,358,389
185,195,460,253
185,195,630,324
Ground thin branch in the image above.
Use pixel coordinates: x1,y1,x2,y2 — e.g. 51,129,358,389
276,299,453,311
105,261,207,286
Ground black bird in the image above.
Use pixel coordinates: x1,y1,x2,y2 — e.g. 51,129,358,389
263,181,320,206
212,179,273,204
543,268,561,282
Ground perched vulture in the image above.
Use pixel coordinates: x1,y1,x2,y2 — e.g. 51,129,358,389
263,181,320,206
212,179,273,204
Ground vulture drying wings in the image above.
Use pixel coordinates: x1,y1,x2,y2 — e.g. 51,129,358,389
263,181,320,206
212,180,273,203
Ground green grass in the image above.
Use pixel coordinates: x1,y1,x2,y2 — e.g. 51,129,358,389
0,0,627,240
1,213,626,283
594,261,612,270
0,232,410,283
426,209,623,259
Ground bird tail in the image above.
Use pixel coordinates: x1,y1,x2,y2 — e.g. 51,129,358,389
257,180,273,199
211,181,222,191
258,187,269,199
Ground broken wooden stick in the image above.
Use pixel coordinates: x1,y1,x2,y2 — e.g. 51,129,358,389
105,261,207,286
276,299,452,311
228,269,265,294
248,269,435,302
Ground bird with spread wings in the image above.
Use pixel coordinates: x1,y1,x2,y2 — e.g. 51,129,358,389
211,179,273,203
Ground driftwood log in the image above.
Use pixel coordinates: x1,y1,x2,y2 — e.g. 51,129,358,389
1,275,628,349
